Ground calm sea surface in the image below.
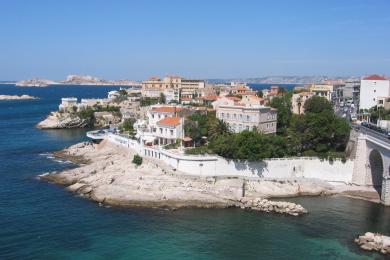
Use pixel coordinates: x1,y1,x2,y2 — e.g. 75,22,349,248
1,84,390,259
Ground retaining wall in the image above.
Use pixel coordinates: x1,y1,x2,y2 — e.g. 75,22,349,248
106,133,353,184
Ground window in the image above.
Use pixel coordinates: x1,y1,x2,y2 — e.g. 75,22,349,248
159,128,163,134
374,90,376,93
246,125,249,130
227,113,230,119
170,130,173,136
246,115,250,121
221,113,225,118
234,114,237,119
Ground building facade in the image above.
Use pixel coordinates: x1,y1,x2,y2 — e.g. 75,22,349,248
360,75,390,110
309,84,334,101
141,76,205,102
291,92,315,115
214,97,277,134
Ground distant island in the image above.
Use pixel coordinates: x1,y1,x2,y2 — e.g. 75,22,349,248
15,75,142,87
0,94,38,100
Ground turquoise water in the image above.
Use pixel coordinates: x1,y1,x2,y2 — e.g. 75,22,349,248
1,84,390,259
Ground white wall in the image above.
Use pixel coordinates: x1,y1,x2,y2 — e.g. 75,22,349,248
360,79,390,110
106,133,353,184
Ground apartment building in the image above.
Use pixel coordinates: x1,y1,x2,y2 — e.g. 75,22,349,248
141,76,205,101
360,75,390,110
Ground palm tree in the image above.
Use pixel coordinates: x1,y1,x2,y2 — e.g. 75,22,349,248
208,119,232,140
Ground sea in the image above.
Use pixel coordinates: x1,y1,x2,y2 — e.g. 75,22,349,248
1,84,390,259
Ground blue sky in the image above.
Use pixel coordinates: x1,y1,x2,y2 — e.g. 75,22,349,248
0,0,389,80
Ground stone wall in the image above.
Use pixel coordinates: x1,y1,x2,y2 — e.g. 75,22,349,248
107,133,353,184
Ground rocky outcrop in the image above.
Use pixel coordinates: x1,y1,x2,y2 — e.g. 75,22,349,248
39,141,336,214
15,78,55,87
239,198,307,216
0,94,38,100
355,232,390,254
37,112,90,129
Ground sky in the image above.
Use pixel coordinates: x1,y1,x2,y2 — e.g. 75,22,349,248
0,0,389,80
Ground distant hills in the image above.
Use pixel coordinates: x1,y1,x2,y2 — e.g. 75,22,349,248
207,76,360,85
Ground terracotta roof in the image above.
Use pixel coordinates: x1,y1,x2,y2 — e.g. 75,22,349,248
201,95,218,101
226,96,241,101
363,74,388,80
151,107,184,113
157,117,181,126
182,137,193,142
180,97,192,101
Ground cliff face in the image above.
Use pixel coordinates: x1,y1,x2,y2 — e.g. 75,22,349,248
37,112,90,129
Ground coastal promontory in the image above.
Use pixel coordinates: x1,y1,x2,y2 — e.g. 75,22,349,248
40,140,333,214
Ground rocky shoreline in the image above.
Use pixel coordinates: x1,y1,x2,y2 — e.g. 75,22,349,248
38,140,339,215
37,112,90,129
0,94,38,100
355,232,390,254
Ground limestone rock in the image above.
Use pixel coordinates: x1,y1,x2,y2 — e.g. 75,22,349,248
37,112,90,129
355,232,390,254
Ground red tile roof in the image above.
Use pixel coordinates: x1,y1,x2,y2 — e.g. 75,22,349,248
157,117,181,126
180,97,192,101
201,95,218,101
226,96,241,101
151,107,184,113
363,74,388,80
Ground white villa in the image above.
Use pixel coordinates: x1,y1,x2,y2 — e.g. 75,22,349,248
135,105,185,146
213,96,277,134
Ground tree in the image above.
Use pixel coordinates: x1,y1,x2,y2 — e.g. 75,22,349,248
184,113,210,145
269,93,292,135
208,118,232,141
304,96,333,114
159,93,166,104
121,118,136,135
132,154,143,166
256,90,263,98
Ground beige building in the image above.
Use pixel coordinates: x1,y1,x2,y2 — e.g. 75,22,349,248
377,96,390,110
213,97,277,134
309,84,334,101
141,76,205,101
291,92,315,115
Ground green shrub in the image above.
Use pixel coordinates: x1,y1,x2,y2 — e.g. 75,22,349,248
132,154,143,166
185,146,210,155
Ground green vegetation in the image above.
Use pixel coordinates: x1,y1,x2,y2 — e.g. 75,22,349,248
184,93,350,160
185,146,211,155
158,93,166,104
164,139,181,150
365,106,390,123
132,154,143,166
140,97,159,107
76,105,121,119
184,111,222,145
121,118,136,135
269,92,293,135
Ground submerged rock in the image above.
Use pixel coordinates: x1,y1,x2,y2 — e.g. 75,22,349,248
355,232,390,254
